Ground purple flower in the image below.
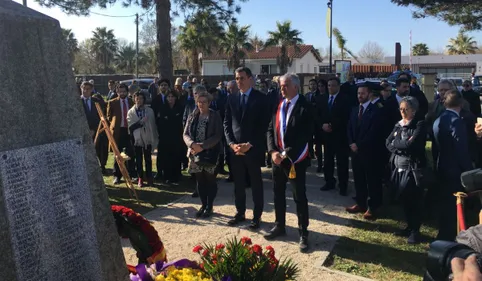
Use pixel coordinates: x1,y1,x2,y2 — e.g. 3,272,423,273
221,276,233,281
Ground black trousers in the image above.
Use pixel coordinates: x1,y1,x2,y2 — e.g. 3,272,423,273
314,141,323,168
134,145,152,179
113,128,136,178
392,169,423,231
196,170,218,208
437,177,462,241
323,137,349,188
162,145,181,182
93,132,108,168
231,153,264,219
272,159,309,235
352,153,382,210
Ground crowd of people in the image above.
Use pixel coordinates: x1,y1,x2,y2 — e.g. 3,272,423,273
78,67,482,252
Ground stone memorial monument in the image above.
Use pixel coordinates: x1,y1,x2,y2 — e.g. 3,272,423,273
0,1,128,280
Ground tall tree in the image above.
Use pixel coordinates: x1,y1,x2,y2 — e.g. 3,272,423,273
219,23,253,71
73,39,97,74
391,0,482,31
35,0,248,82
249,34,264,52
90,27,118,73
332,27,357,61
177,10,223,75
115,43,137,73
61,28,79,63
412,43,430,56
265,20,303,74
357,41,385,62
446,31,478,55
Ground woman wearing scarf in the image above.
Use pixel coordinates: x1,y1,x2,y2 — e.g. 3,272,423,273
127,91,158,187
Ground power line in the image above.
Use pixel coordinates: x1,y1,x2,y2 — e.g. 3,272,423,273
89,4,154,18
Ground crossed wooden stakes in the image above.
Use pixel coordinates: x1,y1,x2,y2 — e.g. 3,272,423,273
93,103,140,206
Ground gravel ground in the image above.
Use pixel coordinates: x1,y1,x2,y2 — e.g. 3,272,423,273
122,164,371,281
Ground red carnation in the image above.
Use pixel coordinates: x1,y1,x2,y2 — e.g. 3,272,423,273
193,245,203,253
211,254,218,260
265,245,275,254
241,237,252,245
202,249,209,257
252,244,262,255
199,263,204,270
215,244,225,250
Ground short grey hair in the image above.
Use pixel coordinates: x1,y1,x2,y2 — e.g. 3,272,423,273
438,79,456,90
279,73,300,90
227,80,236,87
197,91,214,102
400,96,419,112
194,85,207,94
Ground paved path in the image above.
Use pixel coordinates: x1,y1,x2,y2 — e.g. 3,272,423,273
122,162,370,281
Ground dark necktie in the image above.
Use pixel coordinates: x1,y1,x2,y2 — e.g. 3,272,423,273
358,105,364,124
122,99,128,127
328,95,334,110
283,101,291,132
241,93,247,112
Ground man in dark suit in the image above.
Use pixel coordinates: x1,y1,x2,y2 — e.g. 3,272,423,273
320,77,351,195
345,83,383,220
461,80,481,118
224,67,270,229
340,71,358,106
305,78,324,172
151,78,171,180
106,80,118,101
80,81,108,174
106,83,136,184
433,90,473,241
384,78,411,130
264,73,313,252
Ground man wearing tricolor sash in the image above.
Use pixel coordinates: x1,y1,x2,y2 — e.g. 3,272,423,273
264,73,314,252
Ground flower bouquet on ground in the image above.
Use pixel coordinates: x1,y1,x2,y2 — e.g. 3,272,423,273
130,259,212,281
192,236,299,281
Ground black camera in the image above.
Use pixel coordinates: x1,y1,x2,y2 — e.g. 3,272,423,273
424,241,482,281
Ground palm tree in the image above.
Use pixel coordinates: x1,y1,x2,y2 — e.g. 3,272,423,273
90,27,118,73
332,27,357,60
249,34,264,52
446,31,478,55
115,43,137,73
412,43,430,56
61,28,79,62
265,20,303,74
177,11,222,75
218,23,253,71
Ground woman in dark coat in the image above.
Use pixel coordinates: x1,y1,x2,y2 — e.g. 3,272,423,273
386,96,427,245
158,90,184,184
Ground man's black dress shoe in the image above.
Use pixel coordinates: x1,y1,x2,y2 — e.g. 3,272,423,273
195,206,206,218
113,177,121,185
320,184,335,191
263,226,286,240
227,215,246,226
299,236,309,252
248,219,260,230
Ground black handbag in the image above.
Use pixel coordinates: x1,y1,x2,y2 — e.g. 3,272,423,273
193,149,218,166
411,166,436,188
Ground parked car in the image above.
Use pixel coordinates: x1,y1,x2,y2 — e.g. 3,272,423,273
120,78,156,104
472,76,482,95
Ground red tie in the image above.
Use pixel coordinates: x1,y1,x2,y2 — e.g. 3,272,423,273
358,105,364,121
123,99,128,127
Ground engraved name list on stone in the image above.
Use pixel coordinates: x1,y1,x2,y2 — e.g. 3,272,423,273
0,139,102,281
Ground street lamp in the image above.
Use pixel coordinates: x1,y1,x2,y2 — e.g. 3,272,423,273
327,0,333,73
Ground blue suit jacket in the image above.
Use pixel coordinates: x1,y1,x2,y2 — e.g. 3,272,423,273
433,109,472,181
347,103,382,158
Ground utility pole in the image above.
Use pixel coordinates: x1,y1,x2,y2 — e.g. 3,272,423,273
328,0,333,73
23,0,27,6
135,13,139,79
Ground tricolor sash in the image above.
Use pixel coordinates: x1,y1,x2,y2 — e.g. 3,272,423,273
275,99,309,164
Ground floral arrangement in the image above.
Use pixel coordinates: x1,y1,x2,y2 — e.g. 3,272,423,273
192,236,299,281
130,259,212,281
111,205,167,272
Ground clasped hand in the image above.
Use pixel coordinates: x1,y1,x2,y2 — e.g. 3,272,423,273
191,143,203,154
475,123,482,139
271,151,283,165
230,143,252,154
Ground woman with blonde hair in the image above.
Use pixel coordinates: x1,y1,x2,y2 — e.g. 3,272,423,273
183,90,223,217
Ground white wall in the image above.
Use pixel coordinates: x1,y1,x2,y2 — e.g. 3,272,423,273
384,54,482,64
202,59,278,75
288,51,321,74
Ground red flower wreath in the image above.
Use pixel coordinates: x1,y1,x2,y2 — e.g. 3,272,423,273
111,205,167,273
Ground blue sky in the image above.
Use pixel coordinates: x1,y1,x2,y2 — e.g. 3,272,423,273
14,0,482,56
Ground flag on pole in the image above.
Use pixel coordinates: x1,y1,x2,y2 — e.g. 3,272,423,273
326,8,331,38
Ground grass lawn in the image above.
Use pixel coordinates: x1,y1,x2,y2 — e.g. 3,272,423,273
103,152,195,214
324,142,437,281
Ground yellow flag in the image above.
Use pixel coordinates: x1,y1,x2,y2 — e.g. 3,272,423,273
326,8,331,38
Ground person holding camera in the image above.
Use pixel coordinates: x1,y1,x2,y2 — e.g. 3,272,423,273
183,90,223,218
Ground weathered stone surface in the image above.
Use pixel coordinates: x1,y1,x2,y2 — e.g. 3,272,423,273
0,1,128,280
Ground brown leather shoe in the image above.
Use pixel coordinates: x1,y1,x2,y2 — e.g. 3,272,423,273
345,204,367,214
363,210,377,221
